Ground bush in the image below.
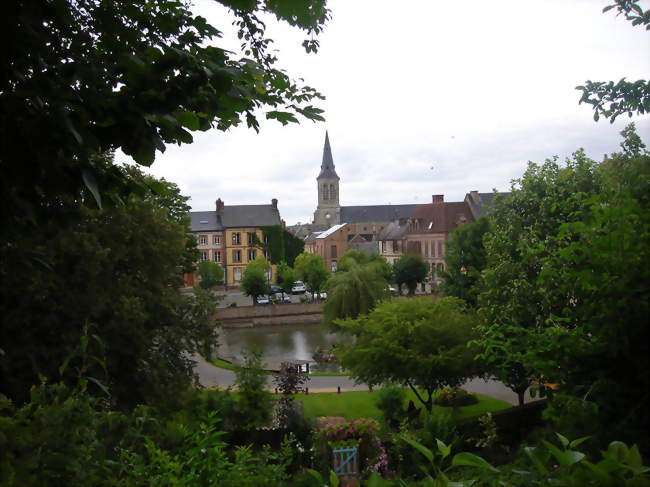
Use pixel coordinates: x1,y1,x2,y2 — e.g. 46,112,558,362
375,386,406,428
434,387,478,407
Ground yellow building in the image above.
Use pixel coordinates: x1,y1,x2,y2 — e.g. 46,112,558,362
189,198,282,287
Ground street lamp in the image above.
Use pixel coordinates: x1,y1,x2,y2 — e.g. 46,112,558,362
459,266,467,300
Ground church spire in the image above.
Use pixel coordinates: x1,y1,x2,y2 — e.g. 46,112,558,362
317,131,339,180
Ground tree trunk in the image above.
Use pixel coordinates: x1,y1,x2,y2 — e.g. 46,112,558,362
517,389,525,407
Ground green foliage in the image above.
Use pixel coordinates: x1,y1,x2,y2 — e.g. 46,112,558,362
393,254,428,295
324,259,388,326
233,348,272,430
340,250,393,282
277,261,298,295
336,297,483,412
284,230,307,267
434,388,478,407
441,216,491,305
294,252,330,296
1,1,329,233
197,260,224,289
375,386,407,427
0,193,217,408
576,2,649,122
240,259,270,305
254,226,305,267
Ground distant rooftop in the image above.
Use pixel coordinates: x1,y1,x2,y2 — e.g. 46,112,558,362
316,223,347,239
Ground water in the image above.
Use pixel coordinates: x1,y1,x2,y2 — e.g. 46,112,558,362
219,322,348,370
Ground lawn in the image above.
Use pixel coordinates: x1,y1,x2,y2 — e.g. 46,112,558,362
297,389,512,421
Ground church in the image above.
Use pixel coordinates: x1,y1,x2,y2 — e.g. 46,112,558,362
305,132,419,242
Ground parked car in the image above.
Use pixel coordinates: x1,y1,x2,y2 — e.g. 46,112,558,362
269,284,283,294
270,292,291,303
291,281,306,294
308,291,327,301
256,294,271,305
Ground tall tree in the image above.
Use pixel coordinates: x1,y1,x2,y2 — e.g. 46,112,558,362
339,249,392,282
476,149,604,406
323,260,388,327
241,258,270,305
393,254,428,295
336,297,482,412
293,252,329,298
441,216,491,305
197,260,224,290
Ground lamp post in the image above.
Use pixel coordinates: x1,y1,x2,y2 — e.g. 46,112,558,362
460,265,467,301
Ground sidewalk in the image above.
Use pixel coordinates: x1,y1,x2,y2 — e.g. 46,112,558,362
193,355,532,406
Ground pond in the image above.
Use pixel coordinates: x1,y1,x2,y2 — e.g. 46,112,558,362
218,322,349,371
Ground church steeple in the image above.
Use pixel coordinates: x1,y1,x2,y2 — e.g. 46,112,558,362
313,131,341,226
317,131,339,180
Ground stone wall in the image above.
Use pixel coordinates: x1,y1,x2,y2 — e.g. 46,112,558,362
214,302,324,328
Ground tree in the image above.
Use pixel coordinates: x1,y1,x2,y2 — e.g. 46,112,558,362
241,260,270,305
336,297,482,412
197,260,224,289
324,259,388,327
233,348,272,430
0,192,218,407
393,254,428,295
1,0,329,233
339,249,392,282
272,362,310,428
276,261,298,297
441,216,491,305
576,1,649,122
293,252,329,298
475,149,604,407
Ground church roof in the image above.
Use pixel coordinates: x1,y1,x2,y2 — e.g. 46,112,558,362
317,131,340,180
340,204,419,223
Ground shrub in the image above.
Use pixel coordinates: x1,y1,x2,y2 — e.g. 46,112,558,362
434,387,478,407
375,386,406,428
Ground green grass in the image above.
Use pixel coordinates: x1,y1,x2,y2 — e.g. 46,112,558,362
297,389,512,421
211,358,348,377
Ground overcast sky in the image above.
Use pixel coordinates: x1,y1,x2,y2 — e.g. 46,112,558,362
116,0,649,225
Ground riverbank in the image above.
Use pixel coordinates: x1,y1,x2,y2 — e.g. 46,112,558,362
214,301,323,328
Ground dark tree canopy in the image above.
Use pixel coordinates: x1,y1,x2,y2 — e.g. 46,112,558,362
393,254,428,295
1,0,328,232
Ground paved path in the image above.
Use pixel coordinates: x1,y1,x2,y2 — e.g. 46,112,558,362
193,355,531,406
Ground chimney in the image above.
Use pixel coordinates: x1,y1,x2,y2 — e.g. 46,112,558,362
216,198,224,213
432,194,444,204
271,198,278,209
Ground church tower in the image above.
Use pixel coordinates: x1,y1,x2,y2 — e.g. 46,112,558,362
313,131,341,226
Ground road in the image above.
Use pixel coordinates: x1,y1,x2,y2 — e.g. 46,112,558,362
192,354,532,406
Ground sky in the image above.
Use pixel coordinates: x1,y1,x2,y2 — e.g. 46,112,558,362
116,0,649,225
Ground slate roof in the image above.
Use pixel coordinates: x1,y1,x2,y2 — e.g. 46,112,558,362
340,204,419,223
409,202,474,234
377,220,409,241
189,205,281,232
317,131,339,180
464,191,511,219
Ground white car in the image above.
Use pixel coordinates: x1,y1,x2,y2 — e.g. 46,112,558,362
256,295,270,305
291,281,307,294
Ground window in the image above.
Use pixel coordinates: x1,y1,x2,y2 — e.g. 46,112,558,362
232,232,241,245
213,235,221,246
214,251,221,263
199,235,207,245
247,232,256,245
233,268,242,281
233,250,242,263
264,234,269,244
331,245,337,258
437,241,443,257
329,184,336,200
323,184,329,200
248,249,256,261
199,251,207,262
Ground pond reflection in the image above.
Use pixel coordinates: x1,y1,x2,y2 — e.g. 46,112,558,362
220,322,347,369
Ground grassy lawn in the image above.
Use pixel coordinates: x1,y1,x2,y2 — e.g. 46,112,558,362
297,389,512,421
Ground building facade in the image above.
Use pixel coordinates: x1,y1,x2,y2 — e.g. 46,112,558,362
313,223,349,272
188,198,282,287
